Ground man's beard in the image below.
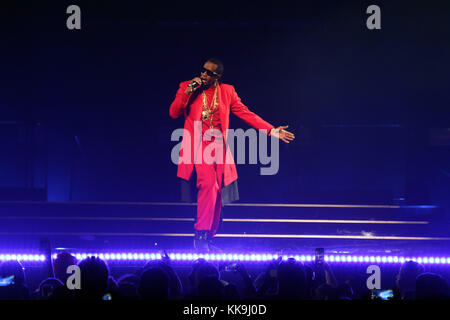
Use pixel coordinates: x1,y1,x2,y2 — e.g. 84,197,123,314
204,80,217,88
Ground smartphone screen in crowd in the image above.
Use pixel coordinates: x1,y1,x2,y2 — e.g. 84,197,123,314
371,289,394,300
0,276,14,287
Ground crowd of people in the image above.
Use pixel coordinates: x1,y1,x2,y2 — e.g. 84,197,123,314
0,252,448,300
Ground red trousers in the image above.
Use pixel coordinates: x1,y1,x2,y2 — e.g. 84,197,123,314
194,137,224,238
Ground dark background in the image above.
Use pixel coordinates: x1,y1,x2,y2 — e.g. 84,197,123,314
0,0,449,207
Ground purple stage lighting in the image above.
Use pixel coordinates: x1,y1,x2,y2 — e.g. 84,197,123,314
1,252,450,265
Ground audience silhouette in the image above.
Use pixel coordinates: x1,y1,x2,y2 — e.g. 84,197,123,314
0,254,449,300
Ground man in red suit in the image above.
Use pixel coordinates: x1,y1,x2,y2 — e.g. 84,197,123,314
169,58,295,251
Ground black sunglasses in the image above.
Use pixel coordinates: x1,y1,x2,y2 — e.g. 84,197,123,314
201,67,219,77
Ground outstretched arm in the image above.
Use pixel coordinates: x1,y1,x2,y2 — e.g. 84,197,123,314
230,86,295,143
40,237,55,278
323,263,338,287
229,85,274,133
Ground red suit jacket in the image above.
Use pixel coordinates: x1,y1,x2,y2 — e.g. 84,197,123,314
170,80,274,187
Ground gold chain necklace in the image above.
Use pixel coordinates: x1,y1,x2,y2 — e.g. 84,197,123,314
201,84,218,129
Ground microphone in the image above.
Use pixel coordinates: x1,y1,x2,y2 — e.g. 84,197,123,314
188,80,201,88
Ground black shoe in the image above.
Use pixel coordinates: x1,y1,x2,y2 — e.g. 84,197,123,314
193,230,210,252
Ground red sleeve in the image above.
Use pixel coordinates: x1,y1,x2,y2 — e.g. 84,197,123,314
230,85,274,134
169,81,191,119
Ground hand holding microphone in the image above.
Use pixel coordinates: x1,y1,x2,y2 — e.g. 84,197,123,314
184,77,202,95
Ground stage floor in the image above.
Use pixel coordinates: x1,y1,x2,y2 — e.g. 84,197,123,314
0,201,449,257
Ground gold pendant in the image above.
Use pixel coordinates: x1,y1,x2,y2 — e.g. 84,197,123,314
202,110,209,121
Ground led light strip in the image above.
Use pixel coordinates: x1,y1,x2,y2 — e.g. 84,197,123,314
66,253,450,264
2,252,450,265
0,254,46,262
